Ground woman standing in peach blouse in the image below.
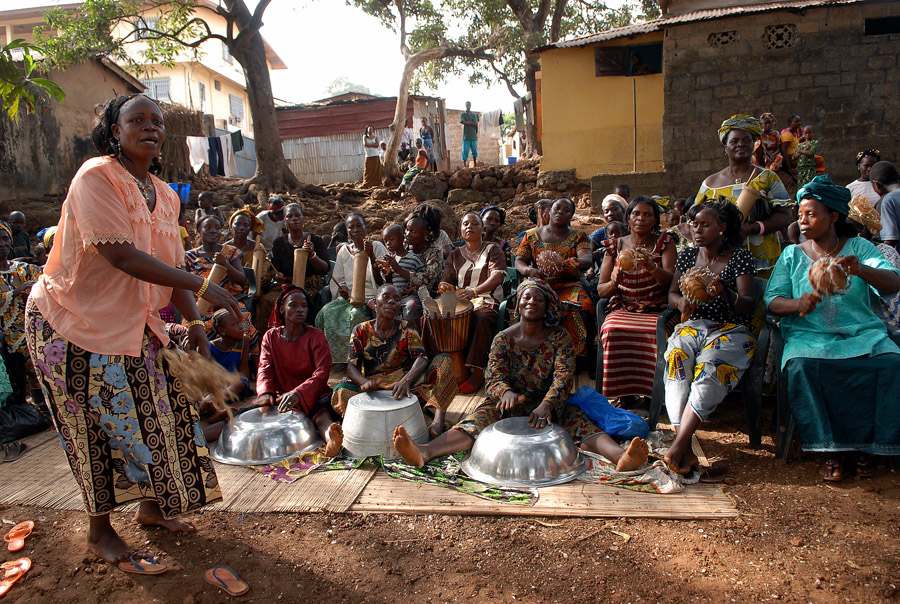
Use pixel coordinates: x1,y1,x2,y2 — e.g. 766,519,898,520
24,95,241,568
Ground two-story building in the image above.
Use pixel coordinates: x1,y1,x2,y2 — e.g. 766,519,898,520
0,0,287,139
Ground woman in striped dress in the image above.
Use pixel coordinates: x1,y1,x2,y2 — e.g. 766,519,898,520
596,197,676,403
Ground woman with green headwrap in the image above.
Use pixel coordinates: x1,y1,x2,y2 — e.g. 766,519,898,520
696,114,793,279
766,175,900,482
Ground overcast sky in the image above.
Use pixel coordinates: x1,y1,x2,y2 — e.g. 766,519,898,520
8,0,629,112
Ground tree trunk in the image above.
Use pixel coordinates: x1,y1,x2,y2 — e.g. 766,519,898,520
522,57,542,158
230,32,300,204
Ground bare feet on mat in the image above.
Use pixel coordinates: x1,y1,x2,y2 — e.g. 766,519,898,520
616,438,649,472
324,423,343,457
88,527,137,564
393,426,426,467
134,501,196,533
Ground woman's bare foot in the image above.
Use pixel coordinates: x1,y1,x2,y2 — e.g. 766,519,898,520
88,516,136,564
324,423,343,457
393,426,426,467
134,501,196,532
428,408,446,439
616,438,649,472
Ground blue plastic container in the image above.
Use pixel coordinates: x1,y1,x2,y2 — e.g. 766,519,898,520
508,157,517,164
179,183,191,204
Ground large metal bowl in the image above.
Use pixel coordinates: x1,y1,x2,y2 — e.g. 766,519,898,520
461,416,587,487
342,391,430,459
209,406,323,465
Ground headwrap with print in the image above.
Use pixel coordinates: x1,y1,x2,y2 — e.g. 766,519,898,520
0,221,11,242
797,174,851,216
274,284,312,326
37,226,57,248
718,114,762,144
759,112,776,128
848,194,882,235
515,278,560,327
229,205,264,234
480,205,506,224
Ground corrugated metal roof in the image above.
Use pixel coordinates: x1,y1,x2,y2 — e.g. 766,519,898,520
276,95,443,139
534,0,864,51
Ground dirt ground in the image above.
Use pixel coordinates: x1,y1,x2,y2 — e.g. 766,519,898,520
2,398,899,604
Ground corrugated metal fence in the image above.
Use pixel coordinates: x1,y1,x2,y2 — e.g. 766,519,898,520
215,127,257,179
282,127,390,184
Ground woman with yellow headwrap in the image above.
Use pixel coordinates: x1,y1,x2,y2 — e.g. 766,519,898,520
695,114,793,279
225,206,265,267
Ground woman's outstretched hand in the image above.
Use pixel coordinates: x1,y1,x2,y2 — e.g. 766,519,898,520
202,282,243,320
186,323,210,358
796,292,820,317
277,392,300,413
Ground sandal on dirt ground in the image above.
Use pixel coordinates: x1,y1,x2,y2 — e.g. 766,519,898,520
0,558,31,598
820,458,843,482
699,461,729,483
117,552,170,575
856,454,876,479
4,521,34,553
205,566,249,596
2,442,27,463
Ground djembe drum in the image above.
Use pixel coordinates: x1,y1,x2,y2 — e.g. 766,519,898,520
426,299,474,384
342,391,430,458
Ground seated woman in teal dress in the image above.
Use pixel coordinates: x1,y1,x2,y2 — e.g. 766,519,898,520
391,278,649,472
765,175,900,482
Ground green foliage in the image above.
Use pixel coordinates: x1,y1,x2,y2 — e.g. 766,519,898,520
500,111,515,137
0,39,66,121
36,0,211,78
351,0,661,97
325,77,372,96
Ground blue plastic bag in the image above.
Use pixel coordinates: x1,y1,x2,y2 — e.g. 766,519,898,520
567,385,649,440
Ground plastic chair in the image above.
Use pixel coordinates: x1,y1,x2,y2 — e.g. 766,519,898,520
773,289,900,462
648,277,769,449
593,297,611,392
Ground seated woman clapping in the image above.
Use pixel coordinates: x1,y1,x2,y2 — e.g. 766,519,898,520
393,278,649,471
257,285,342,457
765,176,900,482
331,284,457,438
663,200,757,475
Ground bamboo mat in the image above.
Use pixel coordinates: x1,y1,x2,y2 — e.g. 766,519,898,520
0,431,375,514
0,372,735,519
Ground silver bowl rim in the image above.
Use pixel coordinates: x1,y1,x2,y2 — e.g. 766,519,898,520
209,436,323,466
460,450,588,488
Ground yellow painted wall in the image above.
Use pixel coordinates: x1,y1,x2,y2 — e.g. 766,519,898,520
539,32,664,178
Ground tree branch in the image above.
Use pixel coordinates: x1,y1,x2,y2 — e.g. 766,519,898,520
135,17,228,49
489,60,521,98
550,0,569,42
395,0,408,57
534,0,554,29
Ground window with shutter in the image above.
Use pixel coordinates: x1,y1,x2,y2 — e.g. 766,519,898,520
140,77,170,101
228,94,244,126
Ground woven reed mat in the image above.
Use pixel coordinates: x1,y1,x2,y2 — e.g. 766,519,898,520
0,430,375,514
0,374,734,519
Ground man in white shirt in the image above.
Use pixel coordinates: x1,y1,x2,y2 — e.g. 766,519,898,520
256,195,286,250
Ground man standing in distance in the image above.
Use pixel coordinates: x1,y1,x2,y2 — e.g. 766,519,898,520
460,101,479,168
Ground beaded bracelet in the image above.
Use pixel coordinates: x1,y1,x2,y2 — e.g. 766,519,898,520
185,319,204,329
195,277,210,298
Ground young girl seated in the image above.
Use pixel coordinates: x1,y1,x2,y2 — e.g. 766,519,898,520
197,309,253,441
258,285,343,456
376,223,425,319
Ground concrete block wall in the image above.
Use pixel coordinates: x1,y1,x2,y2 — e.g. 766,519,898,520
655,1,900,200
445,108,503,170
